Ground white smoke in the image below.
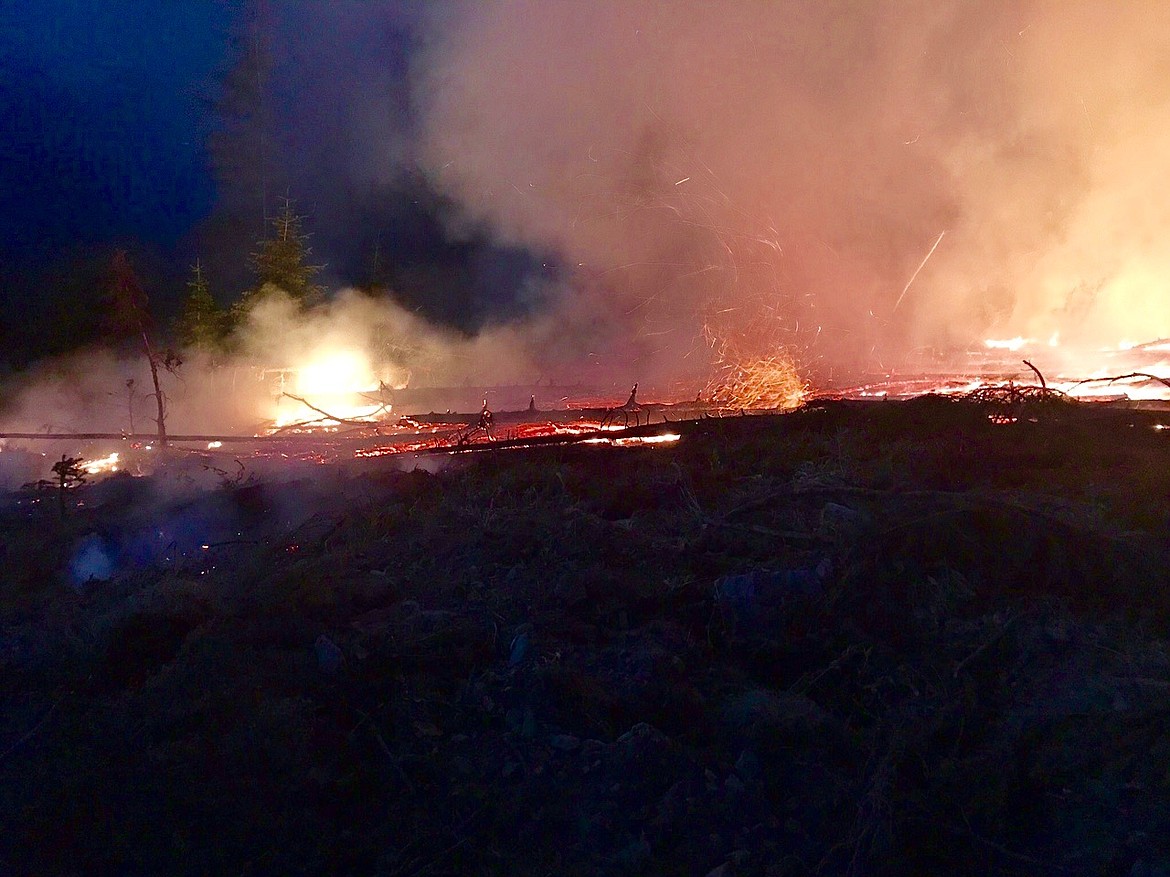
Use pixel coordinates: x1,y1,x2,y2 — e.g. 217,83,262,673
406,0,1170,371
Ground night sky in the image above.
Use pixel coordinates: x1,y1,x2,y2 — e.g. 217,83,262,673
0,1,233,266
0,1,550,366
7,2,1170,379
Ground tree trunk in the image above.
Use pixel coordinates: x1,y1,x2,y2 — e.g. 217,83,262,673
141,331,168,448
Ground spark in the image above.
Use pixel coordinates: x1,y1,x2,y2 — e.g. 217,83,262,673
893,230,946,312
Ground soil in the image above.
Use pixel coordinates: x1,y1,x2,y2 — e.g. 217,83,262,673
2,396,1170,876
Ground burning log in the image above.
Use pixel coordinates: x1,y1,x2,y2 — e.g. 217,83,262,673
454,400,496,446
478,399,494,433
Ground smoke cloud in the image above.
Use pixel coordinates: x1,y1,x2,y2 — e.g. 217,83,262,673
400,0,1170,374
9,0,1170,453
0,289,566,442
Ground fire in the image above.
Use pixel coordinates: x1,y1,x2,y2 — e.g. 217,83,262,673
581,432,681,447
705,354,808,411
269,347,398,429
83,452,119,475
860,334,1170,404
294,350,370,397
984,337,1030,352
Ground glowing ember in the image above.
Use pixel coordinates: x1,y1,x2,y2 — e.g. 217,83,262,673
83,452,119,475
581,433,681,447
845,335,1170,405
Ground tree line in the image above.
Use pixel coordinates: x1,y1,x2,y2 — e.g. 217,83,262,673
75,197,321,448
171,197,322,353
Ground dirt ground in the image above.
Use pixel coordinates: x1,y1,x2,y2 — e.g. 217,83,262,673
2,396,1170,876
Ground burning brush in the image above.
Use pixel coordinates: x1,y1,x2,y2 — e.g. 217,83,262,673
705,353,809,411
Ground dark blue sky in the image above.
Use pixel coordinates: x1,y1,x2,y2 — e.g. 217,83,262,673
0,1,555,365
0,1,238,267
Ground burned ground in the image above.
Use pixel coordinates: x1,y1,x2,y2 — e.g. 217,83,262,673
2,397,1170,875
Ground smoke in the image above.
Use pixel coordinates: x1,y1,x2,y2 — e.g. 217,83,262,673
400,0,1170,371
0,288,571,443
9,0,1170,450
237,288,566,401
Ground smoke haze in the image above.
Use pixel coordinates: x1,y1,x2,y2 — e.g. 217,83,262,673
401,0,1170,373
9,0,1170,448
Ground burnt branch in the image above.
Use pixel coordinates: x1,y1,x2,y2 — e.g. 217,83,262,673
280,393,386,427
1021,359,1046,389
1068,371,1170,391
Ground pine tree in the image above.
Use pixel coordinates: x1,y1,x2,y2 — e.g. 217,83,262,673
51,455,86,519
174,261,227,351
243,197,324,309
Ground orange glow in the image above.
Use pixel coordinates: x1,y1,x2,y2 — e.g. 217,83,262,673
706,354,808,411
268,346,398,429
82,452,120,475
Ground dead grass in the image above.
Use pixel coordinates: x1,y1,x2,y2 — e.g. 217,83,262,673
2,398,1170,874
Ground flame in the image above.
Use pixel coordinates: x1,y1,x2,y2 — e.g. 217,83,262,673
294,350,372,396
269,346,397,429
984,337,1031,351
581,433,681,447
864,334,1170,403
705,354,808,410
83,452,119,475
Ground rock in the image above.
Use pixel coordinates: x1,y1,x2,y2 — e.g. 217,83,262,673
616,721,670,748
